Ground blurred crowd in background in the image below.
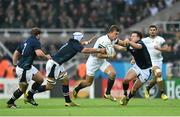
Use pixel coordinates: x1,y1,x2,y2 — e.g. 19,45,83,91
0,0,179,29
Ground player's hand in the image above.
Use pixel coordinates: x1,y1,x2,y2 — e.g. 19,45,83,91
46,54,52,60
124,38,130,46
99,48,106,54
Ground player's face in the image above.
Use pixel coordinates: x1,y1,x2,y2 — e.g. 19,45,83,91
109,30,119,40
149,27,157,37
130,33,139,42
36,34,40,40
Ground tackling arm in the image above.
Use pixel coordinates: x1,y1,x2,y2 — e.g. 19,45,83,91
35,49,52,60
80,35,98,45
114,44,127,51
81,48,106,54
129,41,142,49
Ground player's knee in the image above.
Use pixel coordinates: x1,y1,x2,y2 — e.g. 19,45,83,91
154,69,162,77
19,82,28,93
86,80,93,86
35,77,44,84
123,78,130,84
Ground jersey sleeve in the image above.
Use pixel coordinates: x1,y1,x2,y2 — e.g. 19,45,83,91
16,44,22,53
73,42,84,52
33,40,41,50
137,40,144,48
160,37,166,46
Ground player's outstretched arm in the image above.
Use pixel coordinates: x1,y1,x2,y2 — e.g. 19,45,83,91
114,44,127,51
80,35,98,45
129,41,142,49
81,48,106,54
117,39,129,47
35,49,52,60
12,50,21,66
96,53,116,59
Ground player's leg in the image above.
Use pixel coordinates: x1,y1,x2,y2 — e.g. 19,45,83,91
36,77,56,93
119,69,137,105
7,66,28,108
24,66,44,106
73,75,94,98
144,73,156,99
153,66,168,100
123,69,137,96
35,60,57,93
73,59,98,98
102,63,116,101
128,78,143,101
61,77,79,106
7,82,28,108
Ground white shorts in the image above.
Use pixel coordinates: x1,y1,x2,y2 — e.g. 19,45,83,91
86,58,111,76
16,65,38,83
46,60,67,80
152,61,162,70
130,64,152,83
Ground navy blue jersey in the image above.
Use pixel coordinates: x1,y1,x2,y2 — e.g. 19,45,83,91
17,36,41,70
127,40,152,69
52,39,84,65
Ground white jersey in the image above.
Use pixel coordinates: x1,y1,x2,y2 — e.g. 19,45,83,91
142,36,165,62
86,35,117,76
88,35,116,62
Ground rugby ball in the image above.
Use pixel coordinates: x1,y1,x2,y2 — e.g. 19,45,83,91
105,44,116,57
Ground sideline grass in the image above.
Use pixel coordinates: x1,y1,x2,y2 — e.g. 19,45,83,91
0,98,180,116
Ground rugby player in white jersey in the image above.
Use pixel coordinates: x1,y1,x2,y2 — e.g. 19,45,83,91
73,25,120,101
142,25,171,100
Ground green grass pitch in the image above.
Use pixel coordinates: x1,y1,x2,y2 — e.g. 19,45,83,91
0,98,180,116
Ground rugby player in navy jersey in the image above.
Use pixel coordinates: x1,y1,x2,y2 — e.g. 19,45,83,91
115,31,152,105
7,27,52,108
32,32,105,106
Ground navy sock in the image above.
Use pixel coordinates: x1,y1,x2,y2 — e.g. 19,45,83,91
106,78,115,95
7,88,23,104
123,83,129,96
37,85,46,93
27,82,41,99
75,82,87,93
62,85,71,103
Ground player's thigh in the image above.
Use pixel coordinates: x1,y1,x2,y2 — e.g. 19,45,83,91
124,69,137,83
85,75,94,86
32,71,44,83
16,66,28,84
86,59,102,76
